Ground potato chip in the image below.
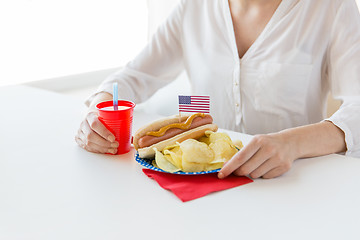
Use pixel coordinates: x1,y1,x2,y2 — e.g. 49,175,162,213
152,160,158,168
233,139,244,150
180,139,214,164
182,161,207,172
197,135,210,145
205,162,224,171
153,132,241,173
154,148,181,173
163,144,180,151
163,145,182,169
206,131,233,145
209,139,238,163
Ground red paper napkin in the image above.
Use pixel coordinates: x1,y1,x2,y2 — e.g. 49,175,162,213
143,169,253,202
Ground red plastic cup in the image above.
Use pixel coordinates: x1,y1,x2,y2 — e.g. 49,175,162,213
96,100,136,154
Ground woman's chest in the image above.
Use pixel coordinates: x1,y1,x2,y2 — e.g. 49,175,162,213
229,1,282,59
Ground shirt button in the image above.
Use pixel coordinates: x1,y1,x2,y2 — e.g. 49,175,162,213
236,103,239,107
234,82,239,86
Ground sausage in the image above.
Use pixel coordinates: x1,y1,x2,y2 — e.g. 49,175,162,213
137,115,213,148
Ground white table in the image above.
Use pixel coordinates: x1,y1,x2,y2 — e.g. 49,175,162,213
1,85,359,240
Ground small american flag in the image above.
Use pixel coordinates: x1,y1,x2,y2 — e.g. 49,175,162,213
178,95,210,114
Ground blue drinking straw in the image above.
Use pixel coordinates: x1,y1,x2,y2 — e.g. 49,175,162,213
113,82,118,111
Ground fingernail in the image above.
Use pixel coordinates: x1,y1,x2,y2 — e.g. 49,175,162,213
111,142,119,148
108,148,117,154
107,135,115,142
218,172,224,179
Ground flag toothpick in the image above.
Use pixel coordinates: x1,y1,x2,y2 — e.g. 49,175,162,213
178,95,210,115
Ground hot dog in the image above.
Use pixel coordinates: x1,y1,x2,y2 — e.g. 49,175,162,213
133,113,218,158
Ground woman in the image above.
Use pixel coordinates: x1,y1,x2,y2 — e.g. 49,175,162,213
75,0,360,179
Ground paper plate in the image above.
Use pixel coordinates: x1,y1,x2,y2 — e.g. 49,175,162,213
134,152,220,175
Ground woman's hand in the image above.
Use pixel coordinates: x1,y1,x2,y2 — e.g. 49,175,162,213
218,132,297,179
217,121,347,179
75,91,118,154
75,111,119,154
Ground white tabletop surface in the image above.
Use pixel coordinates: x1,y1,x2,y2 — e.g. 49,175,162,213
1,85,359,240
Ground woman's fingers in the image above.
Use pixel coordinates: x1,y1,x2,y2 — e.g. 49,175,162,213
251,156,292,178
75,111,119,154
76,130,117,154
75,135,85,148
75,132,100,153
86,112,116,142
261,167,287,179
232,147,270,177
86,141,117,154
81,120,118,148
218,137,262,179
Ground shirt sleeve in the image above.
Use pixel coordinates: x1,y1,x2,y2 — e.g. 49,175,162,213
325,0,360,157
85,0,185,106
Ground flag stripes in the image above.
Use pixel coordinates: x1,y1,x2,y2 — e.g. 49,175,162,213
178,95,210,114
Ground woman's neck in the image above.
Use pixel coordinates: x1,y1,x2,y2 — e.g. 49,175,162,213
229,0,282,12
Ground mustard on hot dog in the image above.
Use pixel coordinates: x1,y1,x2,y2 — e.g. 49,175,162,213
133,113,218,158
146,113,205,137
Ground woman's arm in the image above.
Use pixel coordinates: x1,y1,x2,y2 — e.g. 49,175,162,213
218,121,346,179
324,0,360,157
284,121,346,158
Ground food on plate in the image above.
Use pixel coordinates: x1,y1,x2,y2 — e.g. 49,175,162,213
133,113,218,158
233,139,244,150
154,131,241,173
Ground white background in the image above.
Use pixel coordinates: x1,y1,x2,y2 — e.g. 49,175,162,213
0,0,148,86
1,0,359,88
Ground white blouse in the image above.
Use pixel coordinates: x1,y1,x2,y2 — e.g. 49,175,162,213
88,0,360,157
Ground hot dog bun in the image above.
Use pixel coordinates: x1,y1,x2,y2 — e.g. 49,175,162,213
133,114,218,158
